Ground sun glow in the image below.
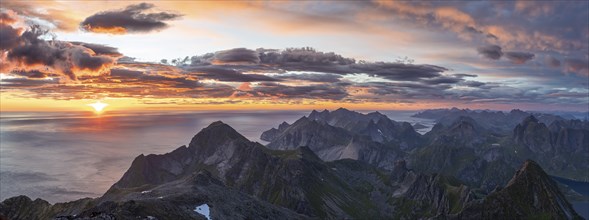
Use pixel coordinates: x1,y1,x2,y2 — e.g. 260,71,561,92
87,101,108,113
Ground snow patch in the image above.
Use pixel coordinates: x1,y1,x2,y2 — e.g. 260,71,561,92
377,129,383,135
194,204,211,220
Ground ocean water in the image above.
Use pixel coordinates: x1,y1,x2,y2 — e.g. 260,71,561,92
553,176,589,219
573,202,589,219
0,110,434,203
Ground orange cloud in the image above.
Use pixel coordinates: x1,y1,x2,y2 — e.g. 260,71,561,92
81,25,127,34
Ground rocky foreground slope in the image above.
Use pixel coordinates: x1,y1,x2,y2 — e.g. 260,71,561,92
0,121,584,219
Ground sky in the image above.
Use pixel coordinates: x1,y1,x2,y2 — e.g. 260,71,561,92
0,1,588,112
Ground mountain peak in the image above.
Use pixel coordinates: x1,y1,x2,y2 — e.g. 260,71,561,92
522,115,539,124
189,121,248,149
278,121,290,130
446,116,480,134
506,159,547,187
455,160,582,219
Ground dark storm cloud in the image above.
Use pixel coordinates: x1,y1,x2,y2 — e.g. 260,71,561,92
504,51,535,64
213,48,260,64
272,72,343,82
248,82,348,100
187,66,281,82
180,48,449,82
258,47,356,66
80,3,182,34
350,62,447,81
422,76,463,85
108,68,200,89
355,81,452,98
453,73,477,78
69,42,122,56
477,45,503,60
461,80,486,87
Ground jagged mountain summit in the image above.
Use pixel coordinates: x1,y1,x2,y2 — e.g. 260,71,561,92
452,160,582,219
261,108,421,170
0,120,584,219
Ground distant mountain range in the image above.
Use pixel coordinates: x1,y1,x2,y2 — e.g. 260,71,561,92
1,108,587,219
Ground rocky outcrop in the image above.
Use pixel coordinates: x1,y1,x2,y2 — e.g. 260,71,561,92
452,160,582,219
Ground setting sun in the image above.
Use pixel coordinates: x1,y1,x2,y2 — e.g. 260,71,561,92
87,101,108,113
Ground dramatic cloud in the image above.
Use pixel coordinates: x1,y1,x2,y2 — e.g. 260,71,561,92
1,1,587,110
80,3,182,34
179,48,449,82
504,52,535,64
477,45,503,60
1,21,121,80
1,45,585,108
